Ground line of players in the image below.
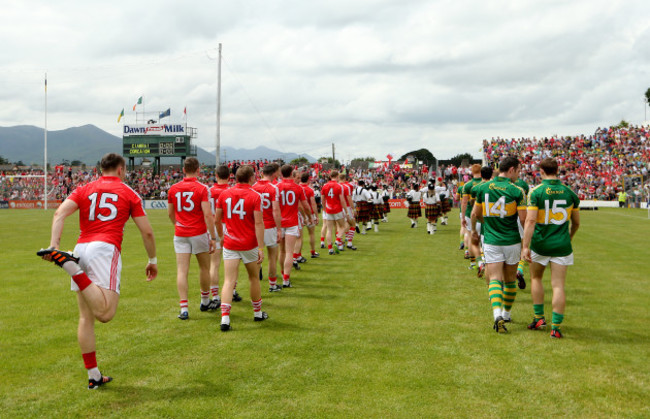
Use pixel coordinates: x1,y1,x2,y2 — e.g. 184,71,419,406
455,159,580,336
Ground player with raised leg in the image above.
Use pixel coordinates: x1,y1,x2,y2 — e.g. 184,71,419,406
37,153,157,389
522,158,580,339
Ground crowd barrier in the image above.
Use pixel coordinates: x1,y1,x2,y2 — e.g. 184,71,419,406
0,200,62,209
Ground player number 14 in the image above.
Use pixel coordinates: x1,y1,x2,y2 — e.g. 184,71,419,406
225,197,246,219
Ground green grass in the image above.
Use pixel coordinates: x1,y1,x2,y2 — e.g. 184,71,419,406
0,207,648,418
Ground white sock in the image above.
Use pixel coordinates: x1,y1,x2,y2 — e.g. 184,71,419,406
254,311,263,319
221,315,230,325
63,262,83,277
493,308,502,320
88,367,101,381
502,311,511,321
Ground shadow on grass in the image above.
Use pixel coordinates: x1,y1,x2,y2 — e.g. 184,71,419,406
569,326,650,345
108,381,233,407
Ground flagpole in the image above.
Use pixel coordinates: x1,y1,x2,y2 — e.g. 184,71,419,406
216,43,222,166
44,72,48,211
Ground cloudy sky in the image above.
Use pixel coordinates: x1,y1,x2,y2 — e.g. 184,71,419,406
1,0,649,161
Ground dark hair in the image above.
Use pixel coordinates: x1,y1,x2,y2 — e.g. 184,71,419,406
480,166,493,180
100,153,125,172
300,172,310,183
498,156,520,173
216,165,230,180
235,165,254,183
358,180,365,187
280,164,294,178
539,158,558,175
262,163,277,176
330,170,339,179
184,157,199,174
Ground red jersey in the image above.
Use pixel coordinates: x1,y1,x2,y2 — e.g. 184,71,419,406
321,180,344,214
167,178,211,237
216,183,261,251
252,179,280,229
67,175,146,251
209,183,229,213
341,182,353,204
300,183,315,214
277,178,307,228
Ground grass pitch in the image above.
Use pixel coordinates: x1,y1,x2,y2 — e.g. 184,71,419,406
0,207,648,418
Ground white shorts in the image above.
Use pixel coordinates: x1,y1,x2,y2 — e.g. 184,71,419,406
264,227,279,248
483,243,521,265
174,233,210,254
347,208,354,219
517,218,524,239
71,241,121,294
475,222,481,236
282,225,300,237
323,211,344,221
223,247,259,264
531,250,574,266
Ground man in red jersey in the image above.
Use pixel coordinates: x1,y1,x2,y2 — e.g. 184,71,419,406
38,153,157,389
215,165,266,331
321,170,348,255
296,171,320,260
209,165,243,304
252,163,283,292
339,173,358,250
168,157,218,320
276,164,309,288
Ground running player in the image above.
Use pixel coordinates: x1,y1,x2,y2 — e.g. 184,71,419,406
38,153,157,389
276,164,309,288
214,165,267,331
321,171,348,255
471,157,526,333
405,184,422,228
460,164,483,267
252,163,283,292
423,180,440,235
522,158,580,339
168,157,218,320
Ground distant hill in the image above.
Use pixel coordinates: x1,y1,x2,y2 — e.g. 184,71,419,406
0,125,315,166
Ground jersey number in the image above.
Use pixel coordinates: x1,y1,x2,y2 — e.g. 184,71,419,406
484,195,507,218
543,199,568,225
225,197,246,219
260,193,271,210
175,191,195,212
88,192,118,221
280,190,296,206
327,189,335,199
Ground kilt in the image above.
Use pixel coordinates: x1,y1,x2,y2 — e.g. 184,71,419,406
407,202,422,218
441,198,451,213
355,201,371,224
425,204,441,220
383,202,391,214
371,203,383,220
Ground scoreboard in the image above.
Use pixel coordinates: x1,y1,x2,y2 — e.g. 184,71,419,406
123,136,191,157
122,123,196,158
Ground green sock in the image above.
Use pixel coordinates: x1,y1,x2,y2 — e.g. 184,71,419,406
533,304,545,319
517,259,525,274
552,312,564,331
503,281,517,311
488,280,503,313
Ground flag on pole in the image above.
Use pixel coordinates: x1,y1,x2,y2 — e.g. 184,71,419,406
133,96,142,111
117,108,124,122
183,106,187,118
159,108,171,119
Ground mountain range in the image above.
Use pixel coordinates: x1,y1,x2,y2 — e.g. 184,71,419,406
0,125,316,166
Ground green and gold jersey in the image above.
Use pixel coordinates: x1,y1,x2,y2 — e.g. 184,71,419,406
470,180,488,201
515,178,529,196
461,177,483,218
474,176,526,246
527,179,580,257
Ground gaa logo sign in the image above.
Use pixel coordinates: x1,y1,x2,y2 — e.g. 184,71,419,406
145,200,168,210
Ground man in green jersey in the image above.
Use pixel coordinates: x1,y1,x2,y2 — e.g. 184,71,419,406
471,157,527,333
460,164,483,268
469,166,494,282
514,176,530,290
522,158,580,339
